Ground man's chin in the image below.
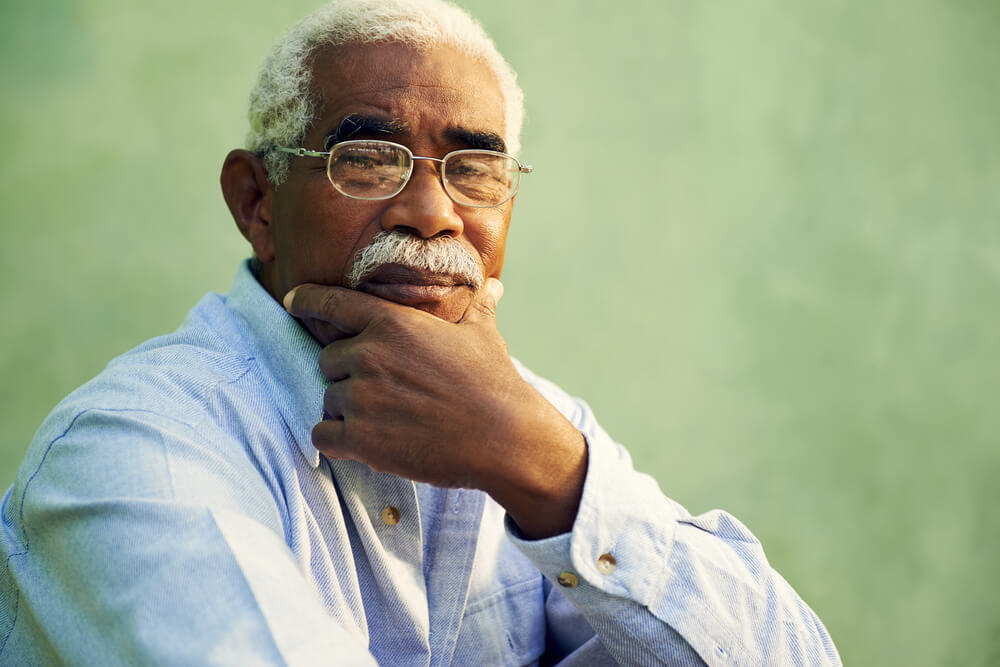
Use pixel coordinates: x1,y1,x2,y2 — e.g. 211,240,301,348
357,282,476,323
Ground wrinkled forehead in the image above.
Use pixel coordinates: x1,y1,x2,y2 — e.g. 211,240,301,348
304,41,507,146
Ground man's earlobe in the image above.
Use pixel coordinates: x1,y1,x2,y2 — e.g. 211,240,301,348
220,149,276,263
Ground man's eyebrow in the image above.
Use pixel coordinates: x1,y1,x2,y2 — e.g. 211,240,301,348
324,114,409,148
443,127,507,154
323,115,508,154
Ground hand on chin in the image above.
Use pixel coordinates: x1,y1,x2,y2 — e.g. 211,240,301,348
357,281,476,323
296,283,477,345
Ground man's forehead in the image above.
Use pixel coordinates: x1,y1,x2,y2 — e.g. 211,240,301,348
305,41,507,144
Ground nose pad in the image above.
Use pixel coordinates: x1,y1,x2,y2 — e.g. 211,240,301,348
381,160,464,239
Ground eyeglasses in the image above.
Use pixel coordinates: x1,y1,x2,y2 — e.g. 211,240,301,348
274,140,532,208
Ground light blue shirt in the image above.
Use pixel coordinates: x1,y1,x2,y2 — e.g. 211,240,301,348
0,261,840,665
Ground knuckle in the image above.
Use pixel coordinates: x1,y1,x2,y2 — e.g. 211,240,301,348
318,346,334,369
318,345,344,378
354,382,385,415
372,309,413,335
353,343,382,374
319,289,341,317
313,322,342,346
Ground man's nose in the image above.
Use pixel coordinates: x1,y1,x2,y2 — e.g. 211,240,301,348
380,162,464,238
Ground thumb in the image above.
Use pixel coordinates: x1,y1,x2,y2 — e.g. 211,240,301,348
461,278,504,323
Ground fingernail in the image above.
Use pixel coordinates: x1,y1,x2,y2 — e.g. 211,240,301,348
282,288,297,312
487,278,504,303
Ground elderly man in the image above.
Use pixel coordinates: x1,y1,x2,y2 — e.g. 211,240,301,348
0,1,839,664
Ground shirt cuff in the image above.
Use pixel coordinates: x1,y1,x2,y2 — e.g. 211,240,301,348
506,423,687,608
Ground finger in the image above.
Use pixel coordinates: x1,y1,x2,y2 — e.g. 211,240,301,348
303,318,355,347
322,380,351,421
283,284,395,335
318,338,356,381
311,419,350,459
460,278,504,324
485,277,504,306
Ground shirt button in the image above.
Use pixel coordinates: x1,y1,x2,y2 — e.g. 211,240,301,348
381,506,401,526
557,571,579,588
597,553,617,575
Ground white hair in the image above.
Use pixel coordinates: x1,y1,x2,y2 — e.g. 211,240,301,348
246,0,524,186
346,229,483,288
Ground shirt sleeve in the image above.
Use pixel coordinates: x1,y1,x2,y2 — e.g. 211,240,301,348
1,407,377,666
506,369,842,666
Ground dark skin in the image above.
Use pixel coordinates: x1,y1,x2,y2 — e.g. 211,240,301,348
220,42,586,539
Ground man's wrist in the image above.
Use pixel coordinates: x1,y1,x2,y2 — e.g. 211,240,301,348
485,385,589,540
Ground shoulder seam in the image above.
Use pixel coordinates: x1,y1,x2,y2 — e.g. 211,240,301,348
0,355,256,655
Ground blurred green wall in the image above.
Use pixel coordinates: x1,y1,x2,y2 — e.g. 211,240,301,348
1,1,997,663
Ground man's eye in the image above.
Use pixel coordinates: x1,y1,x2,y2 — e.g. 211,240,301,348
449,158,504,182
452,164,485,177
345,155,377,169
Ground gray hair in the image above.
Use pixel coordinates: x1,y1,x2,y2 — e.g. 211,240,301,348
246,0,525,187
346,229,483,288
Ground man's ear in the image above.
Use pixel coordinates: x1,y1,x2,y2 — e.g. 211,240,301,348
220,149,276,262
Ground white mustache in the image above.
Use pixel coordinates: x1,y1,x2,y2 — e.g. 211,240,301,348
346,230,484,289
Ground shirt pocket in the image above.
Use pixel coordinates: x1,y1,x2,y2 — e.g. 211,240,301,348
453,577,546,666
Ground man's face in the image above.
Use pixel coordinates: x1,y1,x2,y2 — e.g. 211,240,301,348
259,41,513,324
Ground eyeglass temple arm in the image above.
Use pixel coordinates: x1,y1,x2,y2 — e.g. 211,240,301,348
273,147,330,158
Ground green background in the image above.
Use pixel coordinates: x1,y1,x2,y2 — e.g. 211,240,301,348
2,0,997,663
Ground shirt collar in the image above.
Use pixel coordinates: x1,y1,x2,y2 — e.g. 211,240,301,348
225,259,326,468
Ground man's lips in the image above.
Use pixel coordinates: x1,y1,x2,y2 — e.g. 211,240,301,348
356,264,474,305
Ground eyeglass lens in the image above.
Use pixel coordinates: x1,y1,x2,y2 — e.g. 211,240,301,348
326,141,519,207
